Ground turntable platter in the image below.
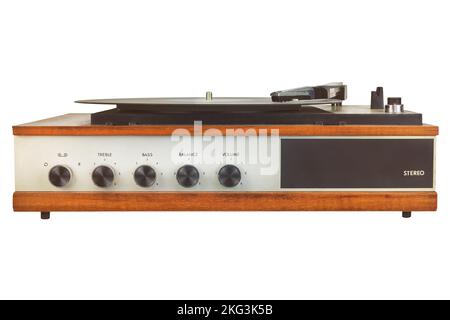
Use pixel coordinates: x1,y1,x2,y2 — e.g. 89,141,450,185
76,97,342,112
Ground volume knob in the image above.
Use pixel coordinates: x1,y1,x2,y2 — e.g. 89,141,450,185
176,165,199,188
218,165,241,188
134,165,156,187
92,165,115,188
49,165,72,187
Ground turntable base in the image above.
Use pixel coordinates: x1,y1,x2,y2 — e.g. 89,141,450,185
12,83,439,219
13,114,438,219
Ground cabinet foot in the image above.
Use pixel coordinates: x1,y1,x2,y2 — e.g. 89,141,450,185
402,211,412,218
41,212,50,220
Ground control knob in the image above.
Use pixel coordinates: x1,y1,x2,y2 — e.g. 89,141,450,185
385,97,404,113
48,165,72,187
134,165,156,187
176,165,199,188
92,165,115,188
218,165,241,188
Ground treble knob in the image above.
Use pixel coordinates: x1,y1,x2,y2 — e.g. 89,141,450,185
176,165,199,188
218,165,241,188
48,165,72,187
134,165,156,187
92,165,115,188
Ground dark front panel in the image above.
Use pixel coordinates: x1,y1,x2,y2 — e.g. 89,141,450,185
91,108,423,125
281,139,434,188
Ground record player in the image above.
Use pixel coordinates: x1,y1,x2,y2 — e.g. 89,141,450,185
12,83,438,219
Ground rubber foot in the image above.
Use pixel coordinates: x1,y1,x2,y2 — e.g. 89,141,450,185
41,212,50,220
402,211,412,218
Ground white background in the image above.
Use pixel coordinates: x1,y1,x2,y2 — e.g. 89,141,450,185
0,0,449,299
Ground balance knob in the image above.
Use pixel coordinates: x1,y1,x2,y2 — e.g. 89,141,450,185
48,165,72,187
218,165,241,188
92,165,115,188
176,165,199,188
134,165,156,187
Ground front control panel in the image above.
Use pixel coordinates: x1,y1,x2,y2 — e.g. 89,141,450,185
14,136,435,192
14,136,276,192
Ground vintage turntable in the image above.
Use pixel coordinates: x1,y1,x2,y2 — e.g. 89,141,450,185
12,83,437,219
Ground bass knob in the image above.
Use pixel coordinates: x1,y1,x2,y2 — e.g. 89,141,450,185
134,165,156,187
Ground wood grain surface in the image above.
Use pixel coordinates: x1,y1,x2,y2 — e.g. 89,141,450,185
13,124,439,136
13,191,437,212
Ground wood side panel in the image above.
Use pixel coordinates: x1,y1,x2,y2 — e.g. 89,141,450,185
12,124,439,136
13,192,437,212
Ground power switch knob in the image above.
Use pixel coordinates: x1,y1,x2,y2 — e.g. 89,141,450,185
48,165,72,187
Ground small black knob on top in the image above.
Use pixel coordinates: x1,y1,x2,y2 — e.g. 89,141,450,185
176,165,199,188
134,165,156,187
92,165,115,188
387,97,402,105
218,165,241,188
370,87,384,109
48,165,72,187
385,97,404,113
